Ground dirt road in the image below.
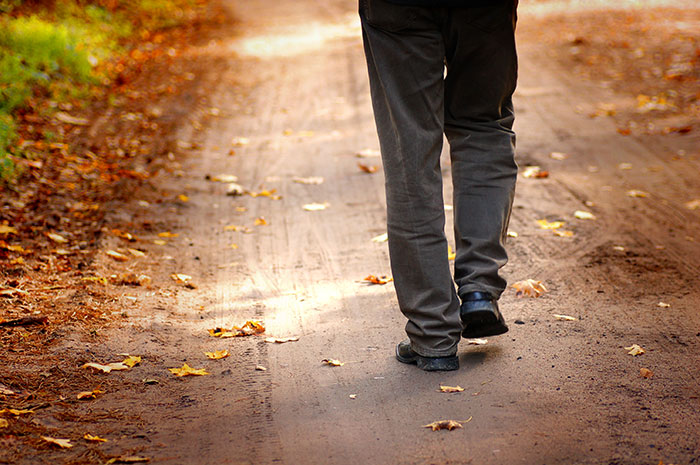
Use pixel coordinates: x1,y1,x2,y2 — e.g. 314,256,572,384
32,1,699,464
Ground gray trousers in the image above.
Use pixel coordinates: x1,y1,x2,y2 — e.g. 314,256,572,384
360,0,518,357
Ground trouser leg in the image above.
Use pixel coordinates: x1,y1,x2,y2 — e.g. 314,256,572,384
443,3,519,300
360,7,461,357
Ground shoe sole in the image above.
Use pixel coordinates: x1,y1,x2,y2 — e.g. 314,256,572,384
395,345,459,371
461,309,509,338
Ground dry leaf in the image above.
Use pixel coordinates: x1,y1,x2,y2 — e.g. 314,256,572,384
178,194,189,202
264,337,300,343
105,456,150,464
106,250,129,261
626,190,649,198
293,176,324,185
465,338,488,345
523,166,549,178
168,363,209,377
127,248,146,257
574,210,595,220
248,189,281,200
83,362,129,373
657,302,671,308
640,368,654,379
170,274,192,283
0,408,33,415
231,137,250,147
439,385,464,393
226,183,245,196
47,232,68,243
208,320,265,338
123,356,141,368
612,246,626,252
0,225,18,235
349,394,357,399
322,359,344,366
358,163,379,173
512,279,547,298
55,111,88,125
507,231,518,238
77,389,104,400
553,314,577,321
549,152,569,160
42,436,73,448
356,148,380,158
210,174,239,183
254,217,268,226
423,419,466,431
625,344,645,356
537,219,565,230
84,433,108,442
158,232,179,238
254,365,268,372
0,419,8,428
303,202,329,211
685,199,700,210
553,230,574,237
153,239,167,246
371,233,388,243
363,275,393,285
205,350,230,360
224,224,252,233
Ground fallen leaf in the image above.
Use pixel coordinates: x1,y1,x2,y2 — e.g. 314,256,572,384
106,250,129,261
210,174,239,183
0,419,8,428
255,365,267,371
42,436,73,448
626,190,649,198
625,344,645,356
303,202,329,211
248,189,281,200
224,224,252,233
553,314,577,321
293,176,324,185
77,389,104,400
574,210,595,220
507,231,518,238
127,248,146,257
226,183,246,196
83,362,130,373
47,233,68,243
208,320,265,338
553,229,574,237
178,194,189,202
684,199,700,210
523,166,549,178
363,275,393,285
358,162,379,173
123,356,141,368
153,239,167,246
612,246,626,252
0,408,33,415
55,112,88,125
0,225,18,235
356,148,380,158
264,337,300,343
640,368,654,379
170,273,192,283
349,394,357,399
439,385,464,393
158,232,179,238
205,350,230,360
371,233,388,243
168,363,209,377
231,137,250,147
322,359,344,367
657,302,671,308
537,219,565,230
0,384,18,395
549,152,569,160
465,338,488,345
105,456,150,464
423,419,466,431
254,217,268,226
84,433,108,442
512,279,547,298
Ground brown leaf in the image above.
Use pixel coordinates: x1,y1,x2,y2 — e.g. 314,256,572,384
423,419,468,431
42,436,73,448
640,368,654,379
77,389,104,400
511,279,547,298
363,275,393,285
358,162,379,173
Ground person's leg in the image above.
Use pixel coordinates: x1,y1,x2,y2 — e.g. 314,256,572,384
443,2,519,301
360,1,461,357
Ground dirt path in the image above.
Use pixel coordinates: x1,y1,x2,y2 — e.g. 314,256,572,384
29,1,699,464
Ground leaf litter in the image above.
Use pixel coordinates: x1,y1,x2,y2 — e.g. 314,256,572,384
208,320,265,338
512,279,548,298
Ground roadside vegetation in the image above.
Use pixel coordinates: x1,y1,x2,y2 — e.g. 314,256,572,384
0,0,198,182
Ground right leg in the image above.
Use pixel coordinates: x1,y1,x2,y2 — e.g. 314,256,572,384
360,1,462,357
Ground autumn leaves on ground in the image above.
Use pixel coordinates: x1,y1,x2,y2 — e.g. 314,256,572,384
1,1,700,464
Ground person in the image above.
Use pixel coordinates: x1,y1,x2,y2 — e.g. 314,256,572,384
359,0,519,371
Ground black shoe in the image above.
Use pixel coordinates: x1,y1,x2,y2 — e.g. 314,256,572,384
460,291,509,338
395,340,459,371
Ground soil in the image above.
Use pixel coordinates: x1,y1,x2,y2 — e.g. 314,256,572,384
1,1,699,464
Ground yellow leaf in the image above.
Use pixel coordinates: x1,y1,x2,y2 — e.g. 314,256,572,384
447,245,456,261
254,217,268,226
158,232,179,238
224,224,252,233
42,436,73,448
640,368,654,379
507,231,518,238
205,350,230,360
358,162,379,173
685,199,700,210
170,274,192,283
47,233,68,243
0,225,18,235
0,419,8,428
303,202,329,211
657,302,671,308
363,275,392,285
537,219,564,230
82,362,129,373
439,385,464,393
122,356,141,368
208,320,265,338
574,210,595,220
264,337,299,344
512,279,547,298
105,250,129,261
423,419,467,431
127,248,146,257
522,166,549,178
625,344,645,356
322,359,344,367
168,363,209,377
211,174,239,183
626,190,649,198
553,230,574,237
84,433,108,442
77,389,104,400
248,189,281,200
178,194,189,202
371,233,388,243
553,314,577,321
153,240,167,245
0,408,33,416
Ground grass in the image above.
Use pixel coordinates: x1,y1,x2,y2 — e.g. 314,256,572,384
0,0,197,182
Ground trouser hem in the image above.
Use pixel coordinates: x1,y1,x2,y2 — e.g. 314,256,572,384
410,340,458,358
